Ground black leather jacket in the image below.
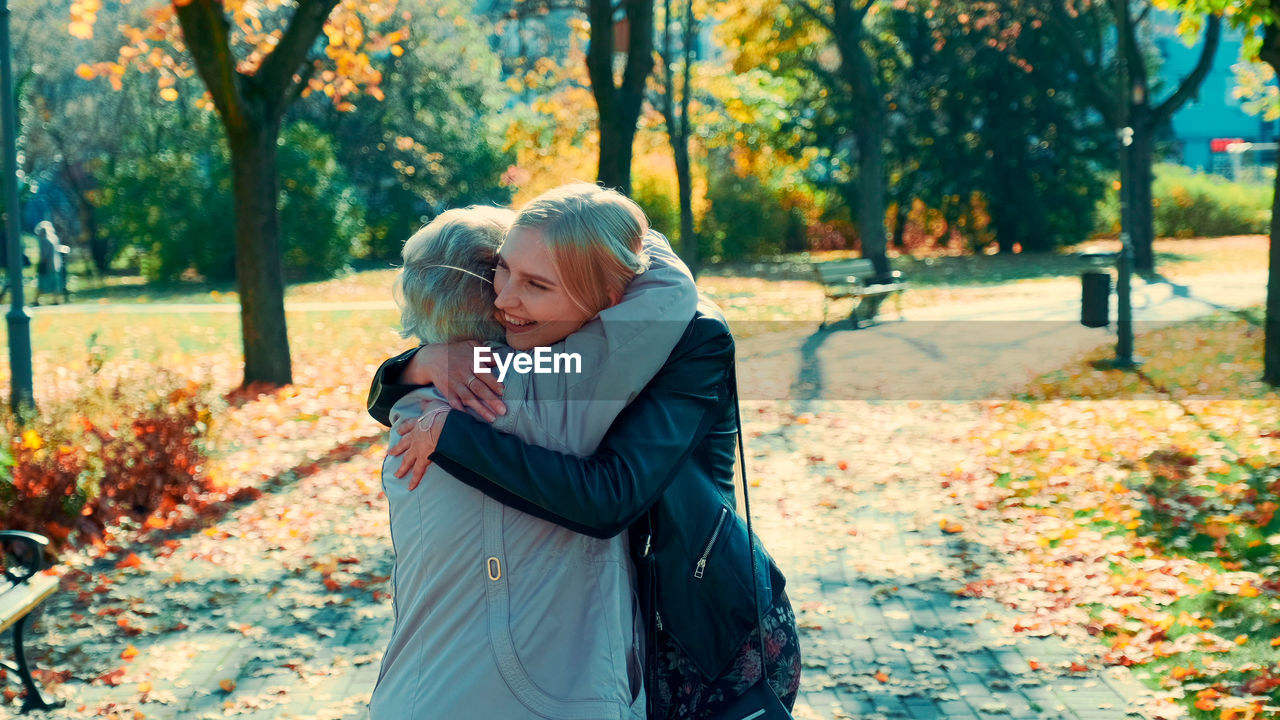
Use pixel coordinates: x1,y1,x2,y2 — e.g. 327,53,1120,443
367,300,786,681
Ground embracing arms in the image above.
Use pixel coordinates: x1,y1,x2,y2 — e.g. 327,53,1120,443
367,230,695,431
429,310,733,538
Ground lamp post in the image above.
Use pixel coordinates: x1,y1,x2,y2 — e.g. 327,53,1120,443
1112,126,1139,369
1,0,34,414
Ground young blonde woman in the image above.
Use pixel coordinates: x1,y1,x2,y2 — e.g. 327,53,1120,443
370,191,699,719
371,183,802,719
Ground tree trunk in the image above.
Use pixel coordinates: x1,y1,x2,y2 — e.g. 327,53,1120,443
831,1,888,277
82,203,106,275
890,200,909,251
587,0,653,196
1260,24,1280,384
56,159,108,274
1259,28,1280,386
659,0,697,272
1129,116,1156,272
855,121,889,278
1267,158,1280,386
674,143,696,270
597,113,636,194
228,120,292,386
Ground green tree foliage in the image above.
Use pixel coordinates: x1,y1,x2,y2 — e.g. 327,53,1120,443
1009,0,1220,270
277,123,366,280
94,108,234,282
700,152,805,260
98,117,363,283
885,0,1110,252
290,0,514,261
15,0,150,273
715,0,1110,255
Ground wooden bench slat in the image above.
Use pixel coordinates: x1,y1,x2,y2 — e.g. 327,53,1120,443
815,259,876,284
0,574,59,635
813,258,907,326
823,282,907,298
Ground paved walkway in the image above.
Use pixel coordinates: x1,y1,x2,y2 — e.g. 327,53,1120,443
735,270,1268,402
743,400,1157,720
11,271,1265,719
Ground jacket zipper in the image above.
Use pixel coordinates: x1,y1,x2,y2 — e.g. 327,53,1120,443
693,507,729,579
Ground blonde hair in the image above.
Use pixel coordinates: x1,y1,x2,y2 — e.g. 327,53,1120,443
395,206,514,344
509,182,650,315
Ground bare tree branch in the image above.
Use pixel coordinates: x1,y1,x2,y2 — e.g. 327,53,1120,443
853,0,877,23
255,0,339,107
1110,0,1148,100
173,0,249,132
283,58,321,108
800,57,844,90
679,0,694,142
1152,13,1221,120
1135,2,1153,26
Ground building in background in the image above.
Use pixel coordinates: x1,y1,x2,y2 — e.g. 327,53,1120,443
1153,10,1278,180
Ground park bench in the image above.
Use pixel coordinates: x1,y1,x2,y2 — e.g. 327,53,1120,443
0,531,61,712
814,258,908,328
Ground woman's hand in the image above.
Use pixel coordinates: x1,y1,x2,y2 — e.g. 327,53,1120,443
390,400,450,490
405,341,506,421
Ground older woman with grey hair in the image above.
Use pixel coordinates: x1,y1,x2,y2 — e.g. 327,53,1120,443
370,197,698,719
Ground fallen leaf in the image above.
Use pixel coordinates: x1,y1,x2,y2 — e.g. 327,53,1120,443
97,668,127,686
115,553,143,570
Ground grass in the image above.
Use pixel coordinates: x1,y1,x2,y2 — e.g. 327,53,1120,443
0,308,406,410
51,235,1268,308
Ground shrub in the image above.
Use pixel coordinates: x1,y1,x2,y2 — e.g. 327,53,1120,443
98,119,364,282
0,373,214,554
701,164,802,260
96,130,237,282
1094,164,1271,239
278,122,367,280
631,170,682,245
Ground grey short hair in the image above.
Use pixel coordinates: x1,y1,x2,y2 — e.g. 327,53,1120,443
394,206,514,344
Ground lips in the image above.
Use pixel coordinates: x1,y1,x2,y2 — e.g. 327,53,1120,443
497,311,539,334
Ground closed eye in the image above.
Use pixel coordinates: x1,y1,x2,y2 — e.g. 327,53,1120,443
496,257,549,291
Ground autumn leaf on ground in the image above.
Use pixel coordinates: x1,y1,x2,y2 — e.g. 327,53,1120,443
97,668,127,686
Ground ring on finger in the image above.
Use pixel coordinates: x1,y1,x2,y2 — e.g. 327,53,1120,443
466,375,479,391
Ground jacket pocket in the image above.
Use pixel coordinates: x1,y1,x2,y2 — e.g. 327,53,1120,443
692,506,730,580
482,497,624,720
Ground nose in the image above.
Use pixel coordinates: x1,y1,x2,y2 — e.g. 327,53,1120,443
494,282,519,311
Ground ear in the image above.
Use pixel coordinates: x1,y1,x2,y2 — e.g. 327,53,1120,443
606,287,623,308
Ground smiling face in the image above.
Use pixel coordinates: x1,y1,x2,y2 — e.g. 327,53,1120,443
492,226,598,350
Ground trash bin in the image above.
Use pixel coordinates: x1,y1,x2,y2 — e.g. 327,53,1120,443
1081,270,1110,328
